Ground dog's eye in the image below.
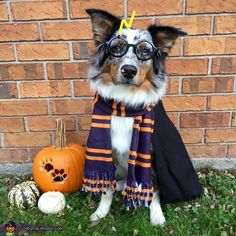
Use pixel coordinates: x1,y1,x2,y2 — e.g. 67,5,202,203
141,48,150,55
111,45,122,53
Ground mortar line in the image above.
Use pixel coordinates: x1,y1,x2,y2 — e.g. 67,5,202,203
210,15,215,35
12,43,18,62
24,117,29,132
182,0,186,15
208,57,212,75
16,80,21,99
225,145,229,158
65,0,70,20
38,22,43,41
0,133,4,147
71,80,75,98
124,0,128,18
6,1,12,23
68,42,74,61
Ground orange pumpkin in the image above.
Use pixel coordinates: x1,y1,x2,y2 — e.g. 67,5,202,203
33,118,85,193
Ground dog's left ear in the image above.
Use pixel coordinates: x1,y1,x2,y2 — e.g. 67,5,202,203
147,25,187,54
86,9,121,46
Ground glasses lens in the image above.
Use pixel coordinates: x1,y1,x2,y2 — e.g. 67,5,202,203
136,41,154,60
109,38,127,57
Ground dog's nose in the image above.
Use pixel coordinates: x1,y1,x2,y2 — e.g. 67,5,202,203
121,65,137,79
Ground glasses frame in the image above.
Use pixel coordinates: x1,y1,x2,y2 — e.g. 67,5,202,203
105,36,158,61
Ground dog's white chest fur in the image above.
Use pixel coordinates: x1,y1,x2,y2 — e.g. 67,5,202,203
110,116,134,153
110,116,134,177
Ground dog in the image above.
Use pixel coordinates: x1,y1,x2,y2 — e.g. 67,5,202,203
85,9,187,225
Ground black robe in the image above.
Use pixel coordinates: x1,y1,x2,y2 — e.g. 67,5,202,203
152,101,203,203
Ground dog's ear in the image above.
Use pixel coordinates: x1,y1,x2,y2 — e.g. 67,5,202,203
86,9,121,46
147,25,187,54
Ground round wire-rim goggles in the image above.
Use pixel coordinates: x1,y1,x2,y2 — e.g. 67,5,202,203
105,36,157,61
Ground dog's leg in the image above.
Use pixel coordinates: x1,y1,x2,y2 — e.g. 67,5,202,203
90,189,113,222
150,191,166,226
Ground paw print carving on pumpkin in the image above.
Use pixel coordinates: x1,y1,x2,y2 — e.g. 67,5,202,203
51,169,67,182
39,157,53,172
38,157,67,182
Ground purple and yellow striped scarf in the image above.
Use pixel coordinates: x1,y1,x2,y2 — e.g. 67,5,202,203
83,94,154,208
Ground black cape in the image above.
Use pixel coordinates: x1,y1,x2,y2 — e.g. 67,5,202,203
152,101,203,203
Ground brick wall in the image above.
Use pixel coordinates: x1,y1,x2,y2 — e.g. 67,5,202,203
0,0,236,164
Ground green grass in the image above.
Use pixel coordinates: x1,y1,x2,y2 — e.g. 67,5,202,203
0,170,235,236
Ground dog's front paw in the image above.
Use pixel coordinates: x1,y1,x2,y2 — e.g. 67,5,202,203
90,207,109,222
150,210,166,226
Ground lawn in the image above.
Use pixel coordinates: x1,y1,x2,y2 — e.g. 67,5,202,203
0,169,235,236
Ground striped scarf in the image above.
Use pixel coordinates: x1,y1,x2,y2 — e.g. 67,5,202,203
83,94,154,208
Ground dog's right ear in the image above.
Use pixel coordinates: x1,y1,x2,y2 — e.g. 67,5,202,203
86,9,121,46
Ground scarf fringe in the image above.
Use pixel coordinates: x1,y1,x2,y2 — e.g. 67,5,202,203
82,170,116,194
122,182,153,208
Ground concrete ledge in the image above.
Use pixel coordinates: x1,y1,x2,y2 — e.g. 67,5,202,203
0,159,235,174
191,158,236,170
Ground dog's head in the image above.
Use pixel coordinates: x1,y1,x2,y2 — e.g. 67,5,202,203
86,9,187,106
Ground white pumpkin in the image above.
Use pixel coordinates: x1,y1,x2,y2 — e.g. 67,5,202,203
8,181,40,210
38,191,65,214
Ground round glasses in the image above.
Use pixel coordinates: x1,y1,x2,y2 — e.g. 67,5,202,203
105,37,157,61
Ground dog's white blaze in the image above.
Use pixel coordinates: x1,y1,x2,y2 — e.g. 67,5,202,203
110,115,134,154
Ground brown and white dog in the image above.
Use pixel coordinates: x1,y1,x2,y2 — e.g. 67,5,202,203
86,9,187,225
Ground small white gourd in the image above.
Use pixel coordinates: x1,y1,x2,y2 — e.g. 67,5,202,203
38,191,65,214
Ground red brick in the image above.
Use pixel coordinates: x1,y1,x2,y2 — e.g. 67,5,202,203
166,112,178,127
128,0,182,16
0,3,8,21
0,45,14,62
214,16,236,34
166,59,208,75
4,133,51,147
17,43,69,61
70,0,124,18
65,131,89,145
0,149,28,163
163,96,206,112
207,95,236,110
0,118,24,132
186,145,226,158
77,116,92,130
212,57,236,74
0,64,44,81
0,83,18,99
0,23,39,42
179,129,203,144
186,0,236,14
41,22,92,41
228,145,236,158
132,19,153,29
19,81,71,98
205,128,236,143
184,37,236,56
0,100,48,116
73,42,96,59
169,39,181,57
27,116,76,131
50,99,93,115
166,78,179,95
157,16,211,35
11,0,66,21
47,62,89,79
74,80,94,97
28,148,41,161
232,112,236,127
180,112,230,128
182,77,235,94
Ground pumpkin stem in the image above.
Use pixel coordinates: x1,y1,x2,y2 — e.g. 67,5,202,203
56,118,67,148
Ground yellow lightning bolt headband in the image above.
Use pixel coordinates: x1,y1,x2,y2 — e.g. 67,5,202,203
118,11,136,36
